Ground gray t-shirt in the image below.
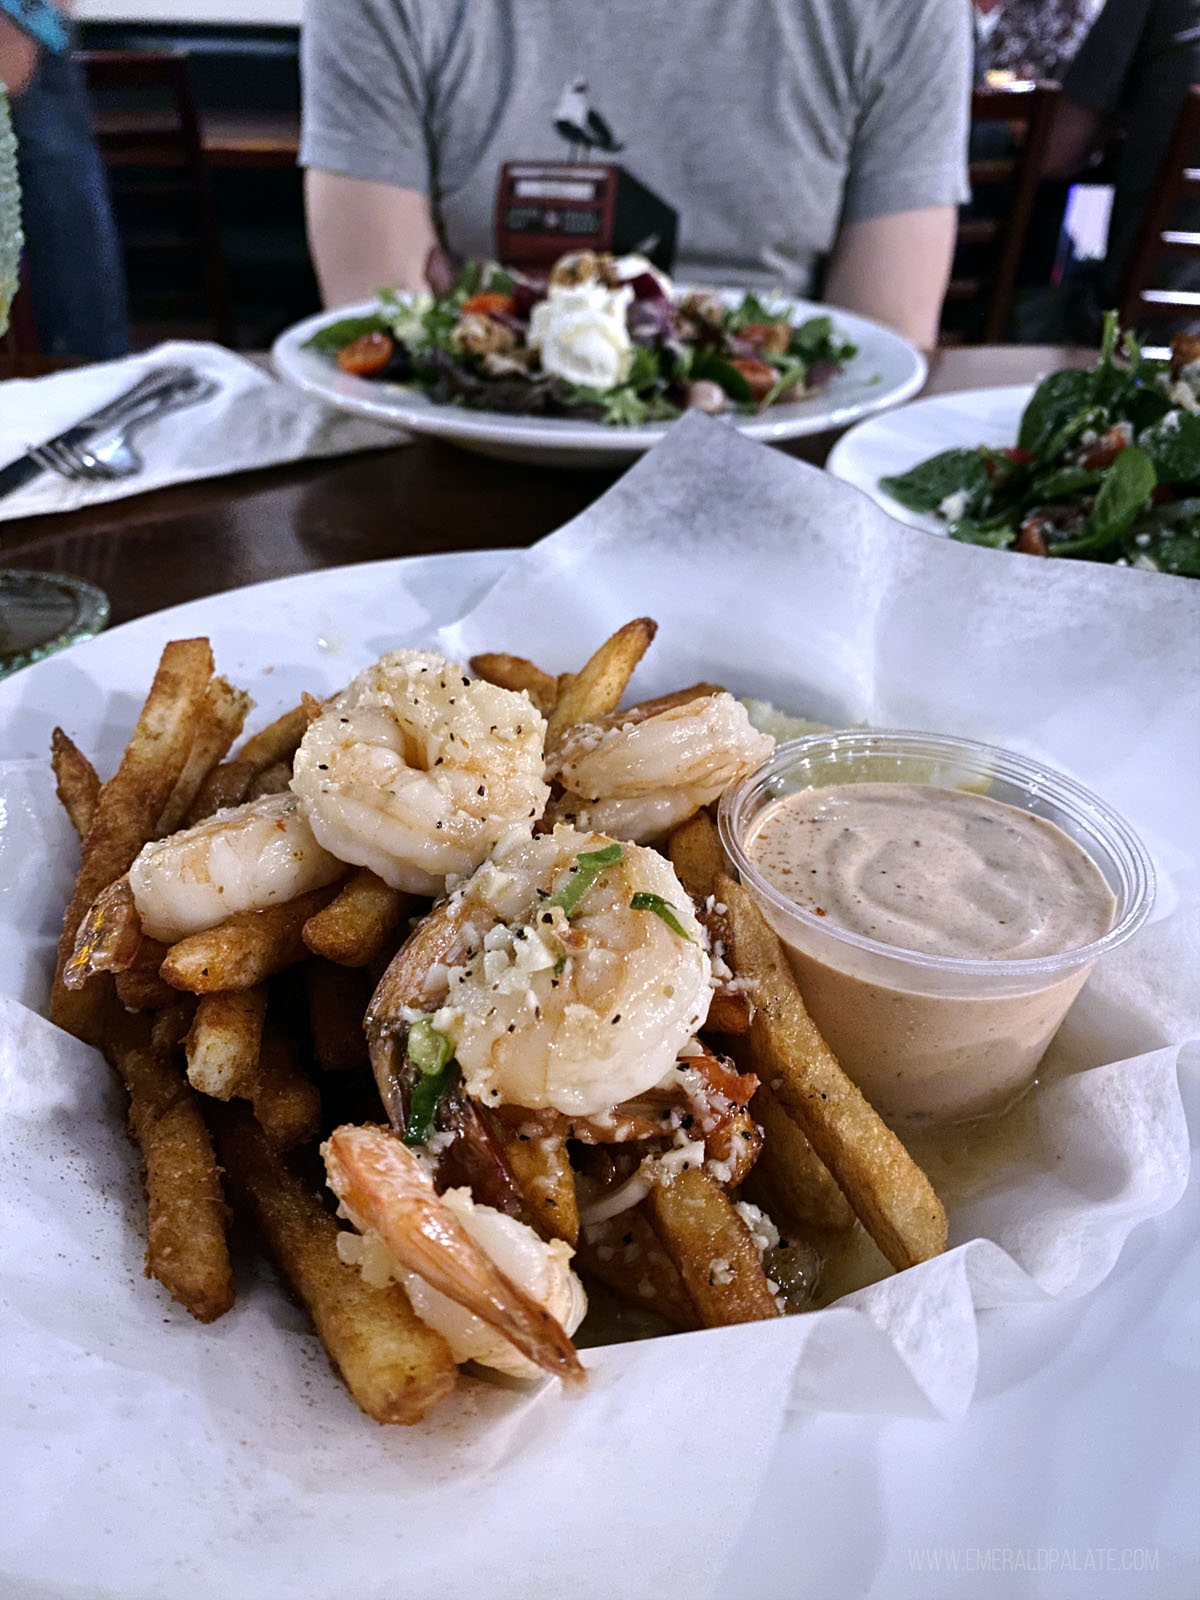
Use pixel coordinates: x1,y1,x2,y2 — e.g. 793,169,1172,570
300,0,971,293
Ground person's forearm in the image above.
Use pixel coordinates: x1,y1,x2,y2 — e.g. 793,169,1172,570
0,17,38,94
304,170,438,306
825,207,957,349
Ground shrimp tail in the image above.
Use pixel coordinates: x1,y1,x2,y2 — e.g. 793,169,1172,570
325,1124,585,1385
64,876,143,990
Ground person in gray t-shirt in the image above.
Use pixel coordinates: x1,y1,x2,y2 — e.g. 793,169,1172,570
300,0,971,346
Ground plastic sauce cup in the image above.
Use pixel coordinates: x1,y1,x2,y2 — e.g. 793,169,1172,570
718,731,1155,1128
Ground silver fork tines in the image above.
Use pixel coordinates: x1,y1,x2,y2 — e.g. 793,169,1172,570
26,372,219,485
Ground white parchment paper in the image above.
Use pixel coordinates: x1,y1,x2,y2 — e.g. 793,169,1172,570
1,413,1197,1600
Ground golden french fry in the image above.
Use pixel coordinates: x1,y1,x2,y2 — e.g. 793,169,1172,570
622,681,726,721
503,1129,579,1245
305,959,371,1073
574,1205,698,1331
740,1079,855,1235
184,758,256,826
52,638,215,1043
706,985,753,1034
250,1020,321,1151
160,884,341,994
105,1010,235,1324
666,809,728,907
157,675,253,835
247,760,294,800
545,617,658,744
717,872,947,1272
50,726,100,838
184,985,268,1099
645,1167,780,1326
114,938,177,1012
302,867,413,968
468,652,559,715
235,704,308,774
213,1105,458,1424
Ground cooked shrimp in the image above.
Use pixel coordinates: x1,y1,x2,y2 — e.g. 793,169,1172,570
127,791,344,943
291,649,550,897
369,823,712,1118
324,1124,585,1383
546,691,773,843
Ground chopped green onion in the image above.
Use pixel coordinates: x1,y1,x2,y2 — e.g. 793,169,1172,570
547,842,623,917
406,1018,452,1076
402,1020,457,1145
403,1060,458,1146
629,892,694,940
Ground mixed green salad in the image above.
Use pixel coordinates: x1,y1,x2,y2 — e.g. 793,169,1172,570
879,314,1200,578
306,252,857,427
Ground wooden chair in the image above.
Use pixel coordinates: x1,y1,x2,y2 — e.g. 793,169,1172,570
1118,85,1200,328
81,50,236,347
943,82,1061,343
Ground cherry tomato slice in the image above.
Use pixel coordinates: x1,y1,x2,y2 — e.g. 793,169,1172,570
461,292,516,317
336,331,395,376
729,357,778,402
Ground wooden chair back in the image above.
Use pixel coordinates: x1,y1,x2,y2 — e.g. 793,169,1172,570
944,82,1060,343
1118,85,1200,328
81,50,235,347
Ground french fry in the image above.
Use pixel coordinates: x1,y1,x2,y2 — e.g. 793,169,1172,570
302,867,413,968
235,703,308,774
622,682,726,721
740,1080,855,1235
105,1010,235,1324
705,985,753,1034
184,758,256,825
305,959,371,1073
160,884,341,993
157,675,252,835
212,1105,459,1424
114,938,177,1012
184,985,267,1099
468,652,559,715
50,727,99,838
247,760,294,799
574,1206,698,1331
645,1167,780,1326
717,872,948,1272
52,638,215,1043
502,1129,579,1245
545,617,658,744
250,1020,321,1150
667,809,728,907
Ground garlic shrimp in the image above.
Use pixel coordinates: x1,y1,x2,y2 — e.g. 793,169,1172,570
546,691,773,843
324,1124,586,1383
126,791,344,944
291,649,550,897
368,823,712,1119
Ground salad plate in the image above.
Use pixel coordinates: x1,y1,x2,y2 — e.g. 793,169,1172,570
827,385,1030,536
272,289,926,468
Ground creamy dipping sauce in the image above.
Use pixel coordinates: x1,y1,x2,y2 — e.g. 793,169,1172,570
743,782,1117,1126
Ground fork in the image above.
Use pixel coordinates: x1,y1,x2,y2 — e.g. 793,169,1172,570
28,371,220,484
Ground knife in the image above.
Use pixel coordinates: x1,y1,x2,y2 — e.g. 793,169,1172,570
0,364,200,504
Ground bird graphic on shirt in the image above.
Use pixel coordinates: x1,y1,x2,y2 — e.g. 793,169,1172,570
553,79,624,160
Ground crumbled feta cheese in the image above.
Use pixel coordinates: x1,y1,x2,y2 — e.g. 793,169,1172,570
937,489,970,522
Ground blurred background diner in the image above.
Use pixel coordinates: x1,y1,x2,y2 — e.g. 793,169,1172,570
2,0,1200,365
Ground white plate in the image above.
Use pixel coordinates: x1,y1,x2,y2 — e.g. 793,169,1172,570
0,555,1196,1599
826,384,1033,535
272,295,927,467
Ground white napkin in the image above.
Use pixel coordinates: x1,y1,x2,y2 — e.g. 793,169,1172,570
0,340,405,521
0,414,1196,1600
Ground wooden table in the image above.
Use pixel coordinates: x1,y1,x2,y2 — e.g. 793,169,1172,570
0,347,1094,630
